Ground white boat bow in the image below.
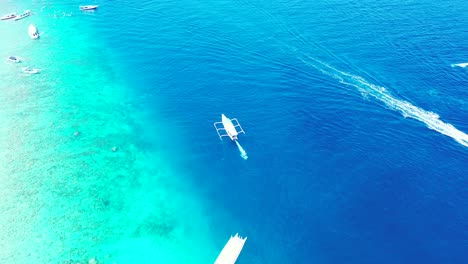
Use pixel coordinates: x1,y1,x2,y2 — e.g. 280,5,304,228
28,24,39,39
1,13,17,20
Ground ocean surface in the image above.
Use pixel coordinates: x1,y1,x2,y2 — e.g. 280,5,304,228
1,0,468,263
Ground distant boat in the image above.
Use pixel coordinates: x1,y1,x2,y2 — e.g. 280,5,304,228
451,62,468,68
22,67,40,74
7,56,21,63
1,13,17,20
79,5,99,11
28,24,39,39
14,10,31,21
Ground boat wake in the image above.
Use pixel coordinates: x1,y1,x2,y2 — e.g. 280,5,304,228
228,0,468,148
298,54,468,148
235,141,248,160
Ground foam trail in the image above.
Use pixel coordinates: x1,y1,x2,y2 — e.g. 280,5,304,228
298,54,468,148
235,141,248,160
451,63,468,68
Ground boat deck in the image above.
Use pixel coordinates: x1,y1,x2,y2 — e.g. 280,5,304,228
214,233,247,264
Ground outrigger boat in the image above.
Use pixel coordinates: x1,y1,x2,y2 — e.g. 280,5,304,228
214,114,245,141
14,10,31,21
28,24,39,39
79,5,99,11
1,13,17,20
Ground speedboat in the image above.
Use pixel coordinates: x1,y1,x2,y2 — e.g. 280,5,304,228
1,13,17,20
7,56,21,63
14,10,31,21
28,24,39,39
22,67,40,74
79,5,99,11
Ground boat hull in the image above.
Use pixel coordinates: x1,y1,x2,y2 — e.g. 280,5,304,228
28,24,39,39
221,114,238,140
7,56,20,63
14,10,31,21
80,5,99,10
22,67,39,74
1,13,17,20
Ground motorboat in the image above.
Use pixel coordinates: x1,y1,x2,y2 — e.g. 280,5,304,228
6,56,21,63
22,67,40,74
1,13,17,20
79,5,99,11
28,24,39,39
14,10,31,21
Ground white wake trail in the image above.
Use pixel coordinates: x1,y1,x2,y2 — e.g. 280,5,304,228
235,140,248,160
299,55,468,148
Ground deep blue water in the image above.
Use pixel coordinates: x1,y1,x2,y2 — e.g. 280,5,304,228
4,0,467,262
99,0,468,263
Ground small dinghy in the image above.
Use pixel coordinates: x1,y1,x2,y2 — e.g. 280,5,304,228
1,13,17,20
7,56,21,63
14,10,31,21
79,5,99,11
22,67,40,74
29,24,39,39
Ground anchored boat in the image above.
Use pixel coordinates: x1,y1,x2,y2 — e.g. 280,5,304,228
79,5,99,11
6,56,21,63
14,10,31,21
1,13,17,20
28,24,39,39
22,67,40,74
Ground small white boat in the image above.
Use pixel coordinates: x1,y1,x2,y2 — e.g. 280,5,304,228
79,5,99,11
214,114,245,141
22,67,40,74
1,13,17,20
6,56,21,63
14,10,31,21
28,24,39,39
215,234,247,264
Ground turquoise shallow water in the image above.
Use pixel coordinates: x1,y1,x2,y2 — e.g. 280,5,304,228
2,0,468,263
1,1,228,263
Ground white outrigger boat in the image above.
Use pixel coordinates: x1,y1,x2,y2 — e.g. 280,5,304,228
28,24,39,39
214,114,245,141
1,13,17,20
22,67,40,74
14,10,31,21
79,5,99,11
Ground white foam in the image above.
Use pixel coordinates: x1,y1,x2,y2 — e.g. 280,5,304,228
451,62,468,68
299,55,468,148
235,141,248,160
